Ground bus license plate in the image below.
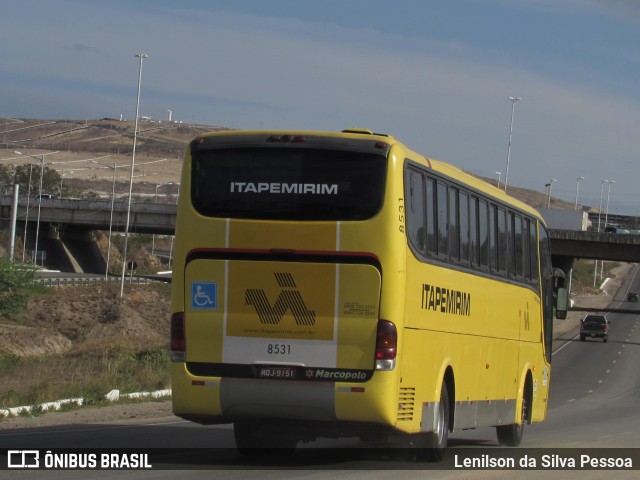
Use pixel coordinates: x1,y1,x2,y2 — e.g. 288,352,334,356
258,366,296,379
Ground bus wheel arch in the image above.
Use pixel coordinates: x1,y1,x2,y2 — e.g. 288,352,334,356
416,366,455,462
443,366,455,435
496,369,532,447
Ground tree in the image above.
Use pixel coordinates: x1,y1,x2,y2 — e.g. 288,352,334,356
0,256,37,318
13,163,62,196
0,164,12,195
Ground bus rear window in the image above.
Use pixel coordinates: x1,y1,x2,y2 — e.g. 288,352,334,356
191,148,387,220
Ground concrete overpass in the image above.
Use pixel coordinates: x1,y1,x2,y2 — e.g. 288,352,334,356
2,196,639,276
0,196,176,235
0,195,176,273
550,230,640,262
550,229,640,282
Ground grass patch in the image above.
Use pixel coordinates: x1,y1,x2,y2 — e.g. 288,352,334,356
0,347,170,411
571,259,621,292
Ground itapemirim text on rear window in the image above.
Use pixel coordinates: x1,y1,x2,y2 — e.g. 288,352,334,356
191,148,387,221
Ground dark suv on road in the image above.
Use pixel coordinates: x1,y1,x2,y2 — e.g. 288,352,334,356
626,292,639,303
580,315,609,343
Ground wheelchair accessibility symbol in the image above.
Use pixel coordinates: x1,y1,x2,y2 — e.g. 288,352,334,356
191,282,217,310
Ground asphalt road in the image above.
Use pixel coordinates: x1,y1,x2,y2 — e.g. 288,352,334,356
2,270,639,479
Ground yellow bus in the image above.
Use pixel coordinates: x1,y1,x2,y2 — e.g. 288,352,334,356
170,129,567,460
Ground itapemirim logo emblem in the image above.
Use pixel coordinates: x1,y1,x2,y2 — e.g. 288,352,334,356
245,273,316,326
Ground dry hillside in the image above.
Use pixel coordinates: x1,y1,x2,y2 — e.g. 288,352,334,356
1,282,171,358
1,117,577,209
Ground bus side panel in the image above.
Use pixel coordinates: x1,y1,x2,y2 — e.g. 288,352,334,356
397,329,446,433
520,343,550,423
400,329,507,432
402,254,547,430
334,371,399,425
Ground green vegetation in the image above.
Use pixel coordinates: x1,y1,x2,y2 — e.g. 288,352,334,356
3,163,57,196
0,279,171,417
570,259,619,292
0,257,41,318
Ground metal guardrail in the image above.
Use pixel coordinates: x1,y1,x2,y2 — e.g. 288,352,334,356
35,276,153,287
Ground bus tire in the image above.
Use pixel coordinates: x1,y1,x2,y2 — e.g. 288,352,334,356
233,421,297,456
416,382,450,462
496,380,529,447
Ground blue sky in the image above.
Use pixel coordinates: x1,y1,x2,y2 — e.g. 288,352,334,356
1,0,640,215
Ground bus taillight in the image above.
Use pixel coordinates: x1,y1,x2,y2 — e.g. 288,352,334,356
375,320,397,371
171,312,186,362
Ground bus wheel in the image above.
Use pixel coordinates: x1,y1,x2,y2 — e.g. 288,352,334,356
496,393,527,446
416,382,450,462
233,421,297,457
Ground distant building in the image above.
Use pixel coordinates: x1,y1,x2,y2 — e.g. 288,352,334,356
540,208,590,231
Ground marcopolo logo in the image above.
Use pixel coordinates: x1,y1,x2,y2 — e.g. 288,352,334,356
246,273,316,326
304,368,370,382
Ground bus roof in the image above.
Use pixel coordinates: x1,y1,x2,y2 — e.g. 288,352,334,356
190,128,545,223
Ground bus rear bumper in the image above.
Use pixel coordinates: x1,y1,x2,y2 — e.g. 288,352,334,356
171,364,398,428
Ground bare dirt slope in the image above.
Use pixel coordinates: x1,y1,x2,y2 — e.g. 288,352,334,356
0,282,171,358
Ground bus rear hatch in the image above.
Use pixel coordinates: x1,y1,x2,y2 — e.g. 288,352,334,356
183,258,382,380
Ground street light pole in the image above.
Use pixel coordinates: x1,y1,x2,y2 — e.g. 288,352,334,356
600,180,616,282
21,164,33,262
575,176,585,211
594,179,609,287
168,186,179,271
604,180,615,229
597,180,608,232
495,171,502,189
120,52,148,298
33,154,45,266
503,96,522,193
545,179,556,209
92,161,119,280
107,164,117,280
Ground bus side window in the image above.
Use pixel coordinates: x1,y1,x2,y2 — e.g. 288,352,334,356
523,218,531,280
425,177,437,255
448,187,459,261
507,211,515,276
479,199,489,268
531,221,539,281
469,195,479,266
407,170,425,253
497,208,507,274
514,214,524,278
459,191,470,263
489,204,498,271
437,181,448,257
